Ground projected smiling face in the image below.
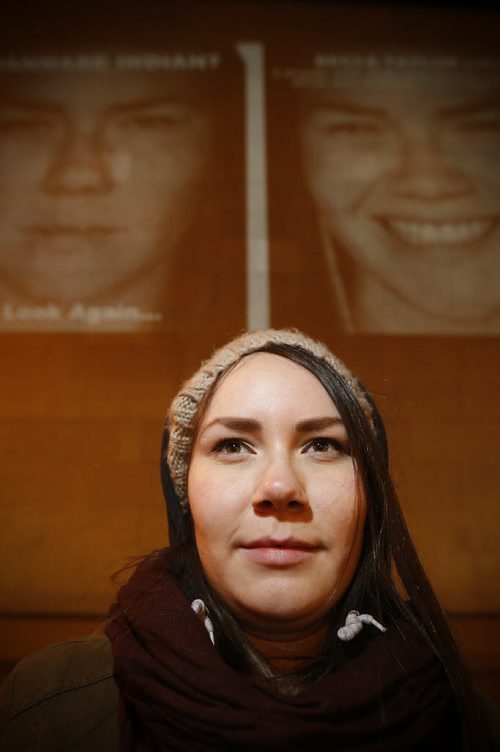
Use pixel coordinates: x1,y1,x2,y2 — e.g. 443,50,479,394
0,70,212,305
300,64,500,332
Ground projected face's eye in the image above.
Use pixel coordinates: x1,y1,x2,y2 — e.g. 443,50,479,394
106,102,197,143
442,107,500,159
0,104,62,139
307,108,394,144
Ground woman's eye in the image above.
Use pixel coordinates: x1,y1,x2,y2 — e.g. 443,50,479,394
324,122,384,136
0,113,59,133
127,115,184,129
305,437,345,455
212,438,249,456
309,112,390,140
114,106,190,133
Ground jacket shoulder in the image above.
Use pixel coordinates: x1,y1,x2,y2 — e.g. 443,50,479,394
4,634,115,717
0,634,119,752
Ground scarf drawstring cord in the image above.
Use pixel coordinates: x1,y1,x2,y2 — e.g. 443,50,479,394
191,600,385,646
337,610,387,641
191,599,215,645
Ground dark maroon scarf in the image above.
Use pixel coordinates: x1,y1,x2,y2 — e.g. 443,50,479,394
106,556,460,751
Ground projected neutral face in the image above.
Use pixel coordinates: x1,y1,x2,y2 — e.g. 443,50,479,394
300,64,500,333
0,70,212,311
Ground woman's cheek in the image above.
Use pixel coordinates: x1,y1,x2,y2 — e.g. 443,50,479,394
302,131,400,211
189,470,239,530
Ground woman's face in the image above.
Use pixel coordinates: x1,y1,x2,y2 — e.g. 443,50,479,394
188,352,365,636
300,65,500,330
0,70,212,306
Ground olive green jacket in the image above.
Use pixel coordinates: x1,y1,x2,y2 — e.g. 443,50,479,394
0,635,118,751
2,635,500,751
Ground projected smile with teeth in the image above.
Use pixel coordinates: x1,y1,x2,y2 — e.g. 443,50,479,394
382,219,495,247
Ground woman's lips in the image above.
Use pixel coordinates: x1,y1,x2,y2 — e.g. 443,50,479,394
20,224,124,257
241,538,321,567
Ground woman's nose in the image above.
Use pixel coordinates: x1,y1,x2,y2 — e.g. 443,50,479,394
42,128,115,195
391,127,472,201
252,455,309,515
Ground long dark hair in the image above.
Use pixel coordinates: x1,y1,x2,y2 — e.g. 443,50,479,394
160,342,487,749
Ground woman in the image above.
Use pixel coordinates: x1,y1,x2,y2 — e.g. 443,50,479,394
0,329,497,750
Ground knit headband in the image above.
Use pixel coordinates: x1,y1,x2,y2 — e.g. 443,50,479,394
166,328,383,511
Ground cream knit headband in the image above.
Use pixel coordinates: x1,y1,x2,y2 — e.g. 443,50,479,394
166,328,377,511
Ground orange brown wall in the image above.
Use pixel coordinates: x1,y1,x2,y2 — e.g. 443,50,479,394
1,2,499,700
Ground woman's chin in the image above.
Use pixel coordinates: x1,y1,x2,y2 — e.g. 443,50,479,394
230,596,330,635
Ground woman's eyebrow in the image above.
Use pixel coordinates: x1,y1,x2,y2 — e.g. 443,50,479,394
201,417,261,434
295,417,344,432
108,97,195,114
439,98,500,118
0,99,62,114
307,101,388,118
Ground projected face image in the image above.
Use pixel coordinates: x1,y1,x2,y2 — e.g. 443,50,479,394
0,71,212,309
300,66,500,333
